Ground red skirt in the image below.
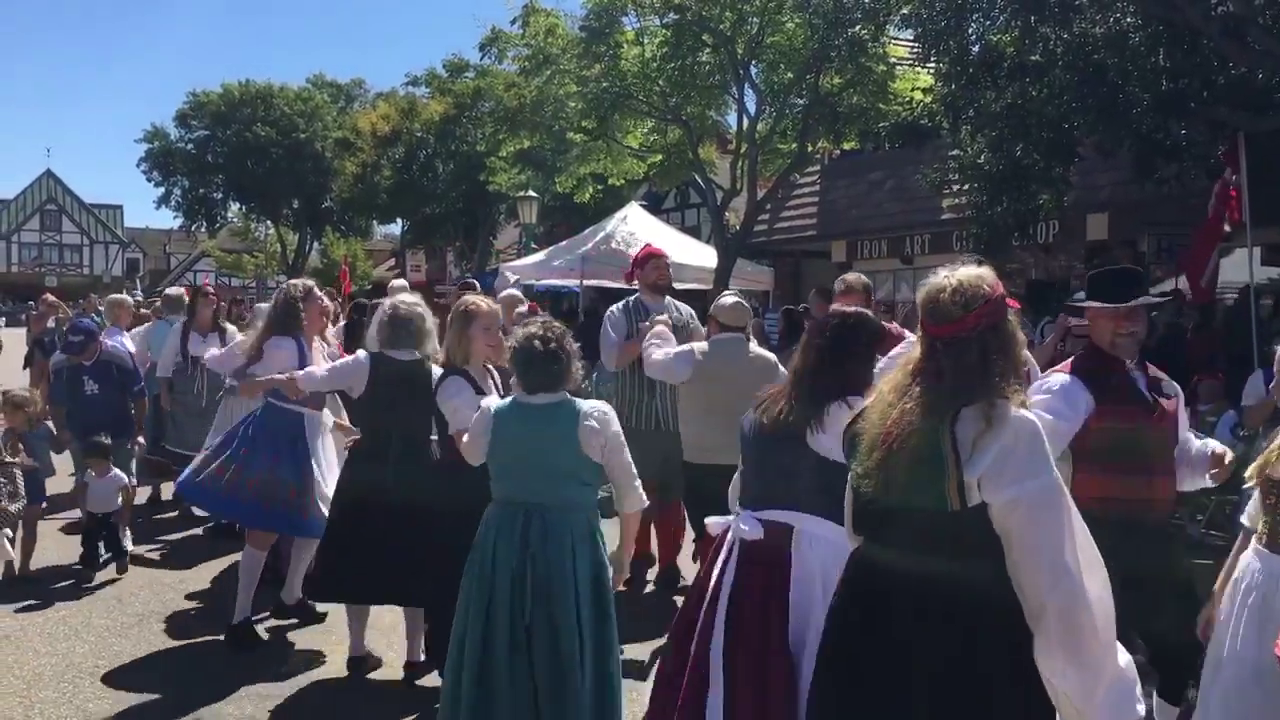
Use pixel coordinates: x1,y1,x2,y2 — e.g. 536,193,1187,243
646,519,798,720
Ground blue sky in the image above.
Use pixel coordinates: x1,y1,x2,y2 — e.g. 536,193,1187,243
0,0,573,228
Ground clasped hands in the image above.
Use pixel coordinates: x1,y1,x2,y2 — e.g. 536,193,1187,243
236,372,307,400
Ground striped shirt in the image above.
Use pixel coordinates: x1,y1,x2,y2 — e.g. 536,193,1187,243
603,294,701,431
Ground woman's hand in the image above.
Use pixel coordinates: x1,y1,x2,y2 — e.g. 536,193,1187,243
608,548,630,590
236,376,273,397
1196,597,1218,643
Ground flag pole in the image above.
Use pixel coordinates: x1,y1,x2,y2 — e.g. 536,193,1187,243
1240,131,1260,371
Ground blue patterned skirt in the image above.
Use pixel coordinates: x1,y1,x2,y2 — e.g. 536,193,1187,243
175,396,342,539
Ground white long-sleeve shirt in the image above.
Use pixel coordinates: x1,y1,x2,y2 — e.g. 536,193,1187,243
1028,367,1225,492
155,322,240,378
435,367,503,434
460,392,649,515
641,328,786,386
294,348,440,398
598,294,704,372
851,402,1146,720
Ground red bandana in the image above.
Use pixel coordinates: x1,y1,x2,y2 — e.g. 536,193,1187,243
625,244,669,284
920,281,1018,339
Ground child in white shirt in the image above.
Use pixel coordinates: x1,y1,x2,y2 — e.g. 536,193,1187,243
76,435,134,581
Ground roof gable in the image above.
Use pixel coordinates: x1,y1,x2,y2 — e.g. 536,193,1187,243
0,170,141,251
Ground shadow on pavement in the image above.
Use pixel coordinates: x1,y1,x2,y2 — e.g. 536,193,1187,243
269,677,440,720
101,633,326,720
129,523,240,573
162,563,238,641
0,564,122,613
615,589,679,647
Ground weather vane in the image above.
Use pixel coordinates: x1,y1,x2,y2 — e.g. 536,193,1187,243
44,147,52,168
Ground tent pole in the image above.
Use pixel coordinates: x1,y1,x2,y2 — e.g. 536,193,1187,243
1241,131,1260,372
579,255,585,322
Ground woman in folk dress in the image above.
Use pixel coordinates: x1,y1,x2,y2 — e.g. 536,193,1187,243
255,292,444,682
175,279,345,652
1193,436,1280,719
155,284,239,473
438,316,647,720
806,262,1144,720
427,294,510,667
646,306,884,720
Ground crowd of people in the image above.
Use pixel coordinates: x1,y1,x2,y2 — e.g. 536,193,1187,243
2,246,1279,719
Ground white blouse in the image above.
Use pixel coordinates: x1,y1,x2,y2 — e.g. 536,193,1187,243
155,322,240,378
202,335,323,379
460,391,648,515
436,367,501,433
294,349,441,398
849,403,1145,720
1028,368,1224,492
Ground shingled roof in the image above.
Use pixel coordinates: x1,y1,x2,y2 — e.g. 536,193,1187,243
750,143,1199,249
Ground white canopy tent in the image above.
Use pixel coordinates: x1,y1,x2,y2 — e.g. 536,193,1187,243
499,201,774,291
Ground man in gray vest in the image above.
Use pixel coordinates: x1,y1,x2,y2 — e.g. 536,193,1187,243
642,291,787,562
600,243,704,591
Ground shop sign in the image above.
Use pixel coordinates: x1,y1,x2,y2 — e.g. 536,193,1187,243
848,219,1061,262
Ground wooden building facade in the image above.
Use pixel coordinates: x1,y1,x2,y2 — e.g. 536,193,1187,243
748,144,1208,319
0,170,147,298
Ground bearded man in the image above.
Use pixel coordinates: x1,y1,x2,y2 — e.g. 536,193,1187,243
600,244,704,591
1028,265,1234,720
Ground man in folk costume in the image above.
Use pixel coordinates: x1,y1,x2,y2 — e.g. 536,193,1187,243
641,291,787,562
600,243,705,590
1028,265,1235,720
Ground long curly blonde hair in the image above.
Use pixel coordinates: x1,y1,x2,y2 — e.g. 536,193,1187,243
854,262,1027,487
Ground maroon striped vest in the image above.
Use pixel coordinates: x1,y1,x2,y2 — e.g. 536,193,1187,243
1050,343,1179,520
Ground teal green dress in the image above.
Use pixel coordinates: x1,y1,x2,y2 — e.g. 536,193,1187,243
438,394,623,720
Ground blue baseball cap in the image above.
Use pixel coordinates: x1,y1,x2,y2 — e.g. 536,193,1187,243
60,317,101,356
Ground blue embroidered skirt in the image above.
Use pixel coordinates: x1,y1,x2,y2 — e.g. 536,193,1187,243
175,395,342,539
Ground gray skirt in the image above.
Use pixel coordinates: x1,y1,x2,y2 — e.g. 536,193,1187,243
163,358,228,457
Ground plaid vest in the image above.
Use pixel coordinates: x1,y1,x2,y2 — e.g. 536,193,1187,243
1053,344,1179,520
611,294,696,431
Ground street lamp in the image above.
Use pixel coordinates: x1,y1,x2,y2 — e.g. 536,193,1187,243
515,189,541,255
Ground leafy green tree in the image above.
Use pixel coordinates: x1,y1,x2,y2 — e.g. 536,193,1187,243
576,0,913,289
343,4,651,277
310,232,376,293
138,74,373,277
904,1,1280,246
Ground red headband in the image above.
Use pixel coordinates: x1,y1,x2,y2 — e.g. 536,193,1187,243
625,244,669,284
920,282,1017,339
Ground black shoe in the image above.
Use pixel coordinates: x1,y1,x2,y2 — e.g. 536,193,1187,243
346,652,384,678
146,491,164,506
622,552,655,591
654,564,682,592
225,619,266,652
270,598,328,625
402,659,432,684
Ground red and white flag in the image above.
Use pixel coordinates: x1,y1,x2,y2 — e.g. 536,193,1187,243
1181,138,1243,303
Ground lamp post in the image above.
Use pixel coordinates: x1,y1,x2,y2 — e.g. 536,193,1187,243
514,189,541,256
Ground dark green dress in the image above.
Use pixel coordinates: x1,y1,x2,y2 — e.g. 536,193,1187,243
439,394,622,720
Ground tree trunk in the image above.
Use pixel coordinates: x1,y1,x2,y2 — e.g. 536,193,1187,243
470,229,495,278
710,226,738,296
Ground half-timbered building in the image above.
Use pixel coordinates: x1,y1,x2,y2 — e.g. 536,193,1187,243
0,170,146,298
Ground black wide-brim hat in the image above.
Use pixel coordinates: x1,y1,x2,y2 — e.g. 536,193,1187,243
1067,265,1168,308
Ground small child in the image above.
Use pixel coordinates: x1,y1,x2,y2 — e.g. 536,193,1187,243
1,388,58,579
76,435,134,582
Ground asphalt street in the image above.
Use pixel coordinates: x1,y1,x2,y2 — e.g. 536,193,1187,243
0,328,686,719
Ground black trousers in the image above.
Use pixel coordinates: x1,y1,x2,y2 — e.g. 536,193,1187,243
1086,517,1204,706
681,462,737,547
80,511,126,568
